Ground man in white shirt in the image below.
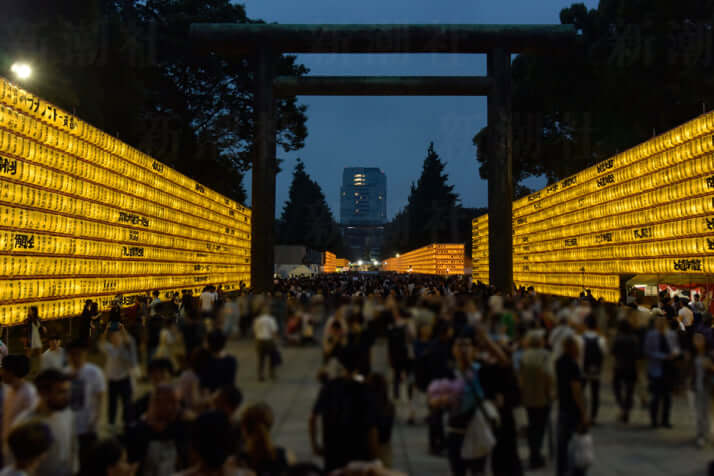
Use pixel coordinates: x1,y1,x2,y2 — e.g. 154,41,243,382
40,335,65,371
676,298,694,328
199,286,217,319
66,341,106,469
253,306,279,381
14,369,76,476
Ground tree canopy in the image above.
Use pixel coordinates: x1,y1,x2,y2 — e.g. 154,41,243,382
278,159,345,255
383,142,476,258
0,0,308,204
475,0,714,196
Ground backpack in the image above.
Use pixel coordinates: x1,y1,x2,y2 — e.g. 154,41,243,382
583,335,603,376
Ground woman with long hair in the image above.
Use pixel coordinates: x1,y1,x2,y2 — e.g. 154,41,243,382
239,403,294,475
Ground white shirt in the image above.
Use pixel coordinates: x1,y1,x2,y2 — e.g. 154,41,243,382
488,295,504,314
30,322,42,350
253,314,278,340
678,306,694,326
68,363,107,435
100,338,137,381
14,408,76,476
199,291,217,312
41,348,66,371
2,382,38,442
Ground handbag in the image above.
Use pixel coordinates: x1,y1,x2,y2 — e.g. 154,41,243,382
569,431,595,469
270,346,283,366
462,404,497,459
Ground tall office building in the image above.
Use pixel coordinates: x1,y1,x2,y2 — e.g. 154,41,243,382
340,168,387,260
340,168,387,225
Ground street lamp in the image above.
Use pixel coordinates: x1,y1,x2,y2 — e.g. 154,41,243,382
357,260,363,266
10,62,32,80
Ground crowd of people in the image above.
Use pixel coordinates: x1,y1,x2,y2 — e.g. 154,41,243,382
0,274,713,475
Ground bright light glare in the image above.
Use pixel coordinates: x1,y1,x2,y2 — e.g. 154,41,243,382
11,63,32,80
357,260,363,266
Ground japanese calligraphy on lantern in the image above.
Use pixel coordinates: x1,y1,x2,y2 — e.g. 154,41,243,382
474,108,714,303
0,76,252,325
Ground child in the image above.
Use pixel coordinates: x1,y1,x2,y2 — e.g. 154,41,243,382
693,333,713,447
1,421,53,476
40,335,65,371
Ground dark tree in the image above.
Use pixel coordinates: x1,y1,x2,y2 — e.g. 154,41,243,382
475,0,714,195
383,142,476,257
0,0,309,204
278,159,345,255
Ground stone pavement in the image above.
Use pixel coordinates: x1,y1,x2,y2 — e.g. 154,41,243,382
222,337,714,476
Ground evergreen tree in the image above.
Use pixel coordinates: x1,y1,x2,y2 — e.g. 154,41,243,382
383,142,472,257
279,159,345,254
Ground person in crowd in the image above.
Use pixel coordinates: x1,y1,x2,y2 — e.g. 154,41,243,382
253,307,279,382
556,336,588,476
200,331,238,392
645,315,680,428
0,421,53,476
386,302,415,412
80,438,138,476
124,384,190,475
99,324,137,431
14,369,76,476
240,403,294,475
78,300,100,347
310,351,378,472
40,335,65,372
692,293,707,314
366,373,395,468
133,359,173,420
66,340,107,468
1,356,38,459
581,315,606,425
176,348,213,414
199,286,218,323
517,330,552,470
611,320,639,423
213,384,244,457
24,307,45,369
692,333,713,447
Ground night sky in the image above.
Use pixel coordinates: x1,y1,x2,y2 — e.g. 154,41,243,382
239,0,599,220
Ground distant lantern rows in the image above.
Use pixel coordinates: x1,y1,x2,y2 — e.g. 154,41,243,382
384,244,464,276
473,110,714,302
0,77,251,324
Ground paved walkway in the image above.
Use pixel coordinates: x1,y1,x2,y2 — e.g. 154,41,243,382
223,337,714,476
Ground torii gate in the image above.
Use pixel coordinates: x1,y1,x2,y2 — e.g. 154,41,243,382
190,24,575,292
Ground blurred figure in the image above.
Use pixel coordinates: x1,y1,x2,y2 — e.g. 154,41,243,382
80,438,138,476
611,320,638,423
40,335,65,372
692,333,713,447
99,325,137,431
253,307,279,382
555,336,588,476
518,330,552,470
1,421,53,476
644,316,680,428
240,403,293,475
14,369,76,476
1,355,37,461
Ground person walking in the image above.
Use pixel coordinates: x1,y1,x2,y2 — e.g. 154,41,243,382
518,330,552,470
582,315,606,425
692,333,713,447
644,316,680,428
99,324,137,432
253,306,279,382
611,320,639,423
556,336,589,476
